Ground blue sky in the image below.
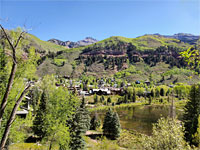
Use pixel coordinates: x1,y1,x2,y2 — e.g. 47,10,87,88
0,0,199,41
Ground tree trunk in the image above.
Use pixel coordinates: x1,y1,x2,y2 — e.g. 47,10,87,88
0,84,31,150
0,63,17,125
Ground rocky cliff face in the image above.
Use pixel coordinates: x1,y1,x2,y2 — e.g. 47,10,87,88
48,37,98,48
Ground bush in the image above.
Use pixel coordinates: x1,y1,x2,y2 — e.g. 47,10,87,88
141,117,191,150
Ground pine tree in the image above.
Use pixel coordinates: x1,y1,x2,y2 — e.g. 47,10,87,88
102,108,121,139
132,88,136,102
69,98,91,150
107,97,112,104
94,94,98,104
151,89,155,98
148,96,152,105
123,95,128,103
102,108,114,136
183,85,200,146
90,113,101,130
155,88,160,98
100,95,105,103
160,88,165,96
110,112,121,139
33,90,48,138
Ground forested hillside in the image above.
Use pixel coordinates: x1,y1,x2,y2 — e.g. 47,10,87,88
34,34,199,84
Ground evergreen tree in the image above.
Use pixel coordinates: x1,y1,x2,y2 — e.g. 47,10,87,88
69,98,91,150
132,88,136,102
107,97,112,104
100,95,105,103
123,95,128,103
160,88,165,96
155,88,160,98
183,85,200,146
110,112,121,139
102,108,121,140
94,94,98,104
90,113,101,130
148,96,152,105
193,115,200,147
151,89,155,98
102,108,114,136
33,90,48,138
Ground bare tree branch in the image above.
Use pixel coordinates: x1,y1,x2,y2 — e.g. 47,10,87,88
14,31,25,49
0,24,25,125
0,24,16,64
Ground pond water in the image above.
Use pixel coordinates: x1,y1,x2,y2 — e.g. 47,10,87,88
93,105,183,135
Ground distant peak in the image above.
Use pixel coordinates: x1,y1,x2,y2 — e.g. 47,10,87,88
48,37,98,48
173,33,197,37
85,37,96,40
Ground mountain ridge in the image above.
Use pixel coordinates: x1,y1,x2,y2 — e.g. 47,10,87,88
144,33,199,45
48,37,98,48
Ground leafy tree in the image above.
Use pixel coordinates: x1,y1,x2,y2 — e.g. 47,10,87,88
0,26,38,149
0,47,8,97
69,98,90,150
32,76,77,149
183,84,200,146
142,117,191,150
102,108,121,139
180,47,200,69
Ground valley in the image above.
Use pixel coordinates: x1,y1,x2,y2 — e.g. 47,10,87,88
0,28,200,150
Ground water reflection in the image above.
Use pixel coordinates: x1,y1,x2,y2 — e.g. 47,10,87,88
93,105,182,135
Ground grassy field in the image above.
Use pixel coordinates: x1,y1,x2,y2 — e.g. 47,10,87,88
9,143,49,150
84,129,144,150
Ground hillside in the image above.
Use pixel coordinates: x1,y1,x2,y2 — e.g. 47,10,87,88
1,29,198,84
0,30,66,56
145,33,200,45
37,34,200,84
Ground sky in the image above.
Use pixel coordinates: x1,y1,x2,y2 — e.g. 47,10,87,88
0,0,199,41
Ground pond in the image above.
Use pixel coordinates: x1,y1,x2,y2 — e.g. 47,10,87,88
92,105,183,135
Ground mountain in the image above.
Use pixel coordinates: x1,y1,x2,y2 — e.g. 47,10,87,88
1,29,199,84
37,34,197,81
147,33,200,45
48,37,98,48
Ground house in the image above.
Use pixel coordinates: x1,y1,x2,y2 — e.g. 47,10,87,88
92,88,111,95
145,80,151,86
79,90,90,96
109,87,123,95
16,96,31,118
16,109,29,118
135,80,140,84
